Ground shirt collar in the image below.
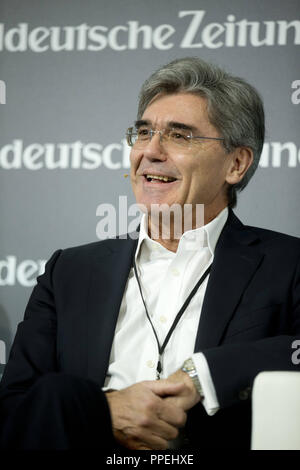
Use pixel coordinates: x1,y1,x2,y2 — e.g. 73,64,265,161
203,206,229,254
135,207,228,260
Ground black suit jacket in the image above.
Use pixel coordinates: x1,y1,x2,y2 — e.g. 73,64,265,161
1,210,300,449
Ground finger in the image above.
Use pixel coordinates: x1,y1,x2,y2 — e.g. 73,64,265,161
134,408,180,442
126,432,170,451
158,399,187,428
115,409,179,449
140,435,168,451
113,428,166,451
145,379,185,397
151,418,180,441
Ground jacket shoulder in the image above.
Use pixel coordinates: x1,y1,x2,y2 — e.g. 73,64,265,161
244,224,300,248
59,235,138,261
61,237,118,257
240,225,300,263
228,210,300,256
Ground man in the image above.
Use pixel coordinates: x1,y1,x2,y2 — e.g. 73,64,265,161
0,57,299,450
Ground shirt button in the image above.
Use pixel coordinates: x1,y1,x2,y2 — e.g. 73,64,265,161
160,315,167,324
146,360,155,368
171,267,180,276
238,388,251,400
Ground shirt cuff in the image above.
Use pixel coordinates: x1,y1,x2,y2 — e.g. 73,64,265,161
192,352,220,416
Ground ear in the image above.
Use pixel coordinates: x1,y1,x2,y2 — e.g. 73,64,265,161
225,147,254,185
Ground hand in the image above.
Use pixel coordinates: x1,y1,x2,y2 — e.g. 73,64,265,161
105,380,187,450
164,369,201,411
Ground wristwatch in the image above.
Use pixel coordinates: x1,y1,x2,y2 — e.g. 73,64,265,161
181,358,204,400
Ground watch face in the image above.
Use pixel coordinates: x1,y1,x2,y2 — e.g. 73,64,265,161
183,359,194,371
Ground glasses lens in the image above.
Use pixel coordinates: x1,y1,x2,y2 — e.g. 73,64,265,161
168,129,192,148
126,128,136,146
126,127,194,150
127,127,151,147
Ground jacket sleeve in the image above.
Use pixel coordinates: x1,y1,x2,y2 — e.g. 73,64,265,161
203,254,300,409
0,249,62,421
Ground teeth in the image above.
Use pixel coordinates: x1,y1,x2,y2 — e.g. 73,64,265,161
146,174,175,182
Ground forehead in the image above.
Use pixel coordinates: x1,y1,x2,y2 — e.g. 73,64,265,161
141,92,213,132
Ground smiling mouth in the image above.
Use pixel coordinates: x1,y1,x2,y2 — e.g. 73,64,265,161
144,174,177,183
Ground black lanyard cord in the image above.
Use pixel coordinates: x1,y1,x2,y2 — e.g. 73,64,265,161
133,258,212,379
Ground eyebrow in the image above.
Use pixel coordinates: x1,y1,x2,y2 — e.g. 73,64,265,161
134,119,199,133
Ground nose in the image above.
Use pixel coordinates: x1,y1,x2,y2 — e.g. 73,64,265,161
141,132,167,162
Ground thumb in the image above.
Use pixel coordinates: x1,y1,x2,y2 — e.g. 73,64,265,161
146,379,185,397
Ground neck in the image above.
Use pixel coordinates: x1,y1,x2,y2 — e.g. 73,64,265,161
147,204,227,253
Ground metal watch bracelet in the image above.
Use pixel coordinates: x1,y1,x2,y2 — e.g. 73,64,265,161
181,357,204,400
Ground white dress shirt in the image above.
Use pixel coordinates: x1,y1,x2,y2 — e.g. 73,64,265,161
104,207,229,416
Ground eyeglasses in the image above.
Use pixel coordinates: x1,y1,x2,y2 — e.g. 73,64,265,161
126,126,224,150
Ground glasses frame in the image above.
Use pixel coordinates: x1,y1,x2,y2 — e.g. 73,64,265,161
126,126,225,148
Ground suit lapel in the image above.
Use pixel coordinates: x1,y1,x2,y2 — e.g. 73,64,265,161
194,211,264,351
86,234,138,384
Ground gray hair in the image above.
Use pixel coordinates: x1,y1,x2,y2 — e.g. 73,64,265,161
137,57,265,208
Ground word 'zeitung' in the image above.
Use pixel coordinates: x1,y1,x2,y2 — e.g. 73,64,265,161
0,11,299,52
